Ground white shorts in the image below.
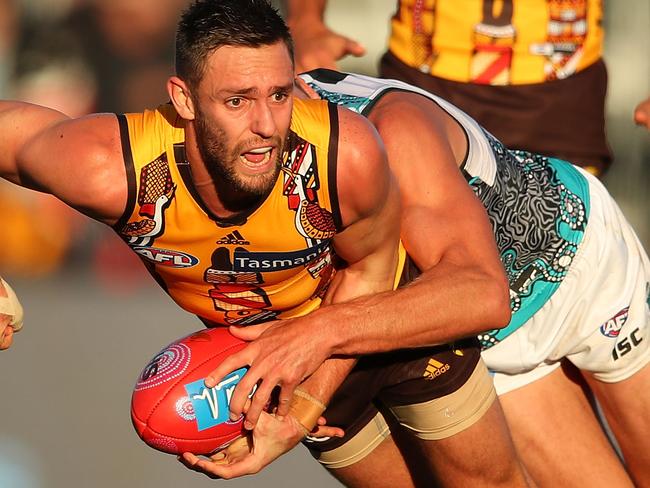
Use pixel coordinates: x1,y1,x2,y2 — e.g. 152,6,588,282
483,168,650,395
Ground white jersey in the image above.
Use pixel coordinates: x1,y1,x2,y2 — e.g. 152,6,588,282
300,70,650,393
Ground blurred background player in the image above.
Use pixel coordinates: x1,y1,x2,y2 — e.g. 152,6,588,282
285,0,613,176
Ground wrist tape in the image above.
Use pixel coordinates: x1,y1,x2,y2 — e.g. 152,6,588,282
288,387,327,434
0,278,24,331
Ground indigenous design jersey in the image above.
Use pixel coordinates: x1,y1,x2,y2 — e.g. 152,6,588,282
301,69,590,348
388,0,603,84
113,99,344,326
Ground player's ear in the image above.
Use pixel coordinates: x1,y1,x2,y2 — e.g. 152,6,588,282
168,76,195,120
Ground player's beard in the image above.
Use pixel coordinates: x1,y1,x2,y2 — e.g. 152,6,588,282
194,110,285,213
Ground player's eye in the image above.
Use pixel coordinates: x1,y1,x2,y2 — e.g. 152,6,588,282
227,97,243,108
272,91,288,102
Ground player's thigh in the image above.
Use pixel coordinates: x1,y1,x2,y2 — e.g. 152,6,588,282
326,432,423,488
309,411,434,488
584,361,650,488
499,363,632,487
412,399,531,487
387,358,530,487
312,342,507,487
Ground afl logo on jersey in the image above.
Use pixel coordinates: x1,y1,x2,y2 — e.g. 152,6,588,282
600,307,629,338
134,247,199,268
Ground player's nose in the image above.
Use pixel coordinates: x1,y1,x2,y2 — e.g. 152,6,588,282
250,101,277,138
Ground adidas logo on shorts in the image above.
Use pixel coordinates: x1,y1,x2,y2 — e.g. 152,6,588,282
423,358,450,380
216,231,250,246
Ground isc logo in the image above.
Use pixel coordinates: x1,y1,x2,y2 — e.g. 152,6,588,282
600,307,629,338
612,328,643,361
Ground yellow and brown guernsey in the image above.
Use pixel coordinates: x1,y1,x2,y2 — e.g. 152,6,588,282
114,99,354,326
389,0,603,85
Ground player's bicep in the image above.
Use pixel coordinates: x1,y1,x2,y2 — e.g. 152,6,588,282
332,176,400,272
401,183,498,275
396,143,496,273
374,94,502,277
329,108,401,300
17,114,127,224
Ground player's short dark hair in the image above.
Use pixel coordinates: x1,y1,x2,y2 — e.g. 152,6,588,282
176,0,294,90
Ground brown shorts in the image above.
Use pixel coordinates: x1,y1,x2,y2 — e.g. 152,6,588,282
303,255,495,466
303,337,488,461
380,51,612,176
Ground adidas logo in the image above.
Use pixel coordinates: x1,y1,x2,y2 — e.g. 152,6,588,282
217,230,250,245
423,358,450,380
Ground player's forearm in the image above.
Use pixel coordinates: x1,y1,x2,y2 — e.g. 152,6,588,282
312,259,511,356
298,356,356,404
288,356,356,432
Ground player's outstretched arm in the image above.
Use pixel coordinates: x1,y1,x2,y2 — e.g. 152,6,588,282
0,277,24,350
285,0,365,72
0,101,127,225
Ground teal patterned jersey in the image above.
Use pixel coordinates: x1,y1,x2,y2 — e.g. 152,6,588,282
300,69,590,349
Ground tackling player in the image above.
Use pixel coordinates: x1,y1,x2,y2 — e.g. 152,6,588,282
207,70,650,486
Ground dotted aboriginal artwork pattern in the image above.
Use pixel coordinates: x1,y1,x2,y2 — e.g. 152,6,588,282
469,134,589,348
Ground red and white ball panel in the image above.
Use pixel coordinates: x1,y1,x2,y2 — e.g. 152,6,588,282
131,327,248,455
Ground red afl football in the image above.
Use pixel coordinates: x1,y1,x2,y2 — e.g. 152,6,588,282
131,327,248,455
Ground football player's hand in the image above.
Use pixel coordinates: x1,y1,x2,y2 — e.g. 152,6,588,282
289,22,365,73
178,411,343,479
0,314,14,350
204,317,331,431
634,97,650,130
0,278,23,350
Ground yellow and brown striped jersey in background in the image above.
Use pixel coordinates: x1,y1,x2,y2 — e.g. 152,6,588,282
389,0,603,85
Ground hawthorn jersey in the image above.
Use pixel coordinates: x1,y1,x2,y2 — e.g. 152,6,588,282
389,0,603,84
300,69,591,349
114,99,363,326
